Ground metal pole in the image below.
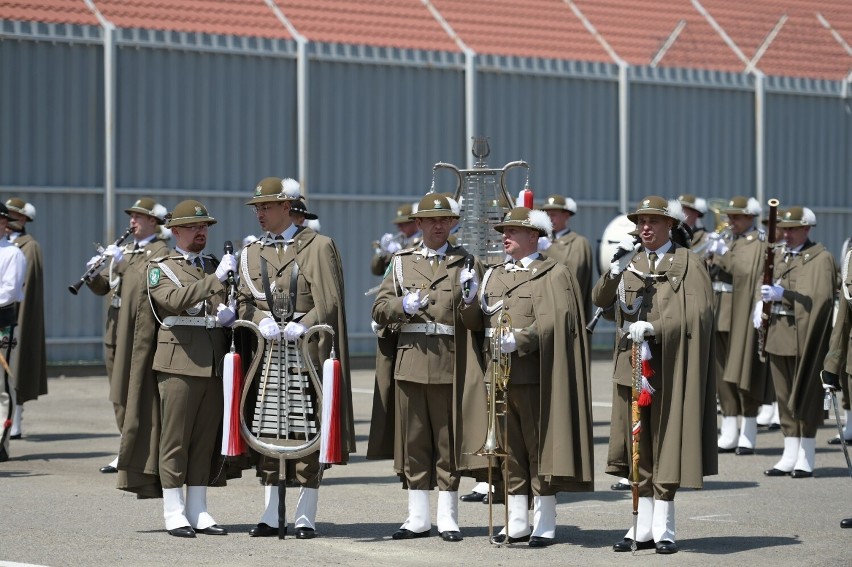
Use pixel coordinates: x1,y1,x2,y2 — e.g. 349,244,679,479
754,73,765,209
103,25,116,242
618,63,629,215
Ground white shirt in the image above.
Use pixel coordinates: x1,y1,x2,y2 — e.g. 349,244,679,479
0,237,26,307
646,241,673,271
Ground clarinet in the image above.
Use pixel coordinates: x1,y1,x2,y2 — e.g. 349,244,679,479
68,227,135,295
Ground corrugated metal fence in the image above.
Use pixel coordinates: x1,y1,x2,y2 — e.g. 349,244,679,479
1,20,851,362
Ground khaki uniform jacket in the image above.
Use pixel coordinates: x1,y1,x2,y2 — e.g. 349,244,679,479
9,233,47,403
470,256,595,492
368,244,487,479
710,228,768,395
237,228,356,462
96,237,170,423
824,249,852,409
765,241,835,421
593,244,718,487
117,251,234,498
543,230,594,323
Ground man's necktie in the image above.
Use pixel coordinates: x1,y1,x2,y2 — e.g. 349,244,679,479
193,257,202,270
648,252,658,274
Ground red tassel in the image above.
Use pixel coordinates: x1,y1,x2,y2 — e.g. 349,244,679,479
320,357,342,464
221,352,245,456
521,188,534,209
638,389,653,407
229,353,245,455
641,359,654,378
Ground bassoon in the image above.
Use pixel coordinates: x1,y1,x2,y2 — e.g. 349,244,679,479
757,199,780,361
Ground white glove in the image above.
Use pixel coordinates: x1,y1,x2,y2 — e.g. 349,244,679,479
215,253,237,282
500,331,517,354
258,317,281,341
752,300,764,329
380,233,401,254
459,268,479,304
760,284,784,302
609,238,640,276
85,254,107,274
402,290,429,315
537,236,552,251
215,299,237,327
628,321,654,343
103,244,124,263
282,321,307,342
706,233,729,256
370,320,382,336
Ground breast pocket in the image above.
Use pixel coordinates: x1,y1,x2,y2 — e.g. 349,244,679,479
154,334,189,371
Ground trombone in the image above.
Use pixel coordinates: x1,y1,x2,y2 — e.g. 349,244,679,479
474,308,512,545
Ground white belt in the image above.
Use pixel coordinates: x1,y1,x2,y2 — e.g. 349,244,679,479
162,315,220,329
399,322,454,336
713,282,733,293
484,327,524,337
110,295,122,308
770,304,793,316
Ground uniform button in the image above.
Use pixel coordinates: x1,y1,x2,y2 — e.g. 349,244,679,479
431,299,436,305
431,284,436,290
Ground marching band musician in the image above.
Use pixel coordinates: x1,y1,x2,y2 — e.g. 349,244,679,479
821,237,852,527
538,195,594,323
3,197,47,442
0,202,26,462
118,200,236,538
706,197,769,455
757,207,835,479
676,194,709,250
593,196,716,554
83,197,170,474
371,203,422,277
236,177,355,539
369,193,486,543
463,206,594,548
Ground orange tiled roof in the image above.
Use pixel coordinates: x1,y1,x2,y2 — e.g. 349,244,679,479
1,0,850,80
278,0,459,52
0,0,99,26
94,0,291,39
430,0,610,62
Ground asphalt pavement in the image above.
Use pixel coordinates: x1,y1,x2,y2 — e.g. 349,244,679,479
1,360,851,566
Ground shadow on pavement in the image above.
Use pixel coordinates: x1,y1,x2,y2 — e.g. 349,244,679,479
682,535,801,554
16,432,119,442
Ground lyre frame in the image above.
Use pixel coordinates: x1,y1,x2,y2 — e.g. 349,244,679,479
234,320,335,460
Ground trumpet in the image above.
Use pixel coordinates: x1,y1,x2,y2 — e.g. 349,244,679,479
68,226,135,295
475,308,511,545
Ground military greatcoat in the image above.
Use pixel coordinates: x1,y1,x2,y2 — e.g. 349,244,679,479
543,229,594,323
471,255,594,493
9,232,47,403
764,241,835,428
87,236,170,429
593,243,717,492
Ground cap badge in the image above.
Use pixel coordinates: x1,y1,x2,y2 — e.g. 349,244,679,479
255,185,262,196
434,199,443,209
548,197,555,204
642,199,651,208
195,206,204,216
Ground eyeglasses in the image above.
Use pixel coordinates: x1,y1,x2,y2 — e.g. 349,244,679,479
254,203,283,215
181,224,209,233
